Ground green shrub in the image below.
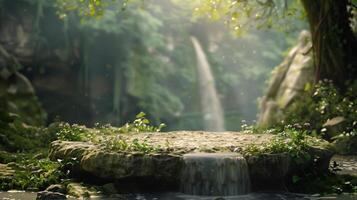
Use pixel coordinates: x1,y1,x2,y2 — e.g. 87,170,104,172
284,80,356,134
244,127,311,164
101,137,160,153
54,112,166,142
0,153,65,191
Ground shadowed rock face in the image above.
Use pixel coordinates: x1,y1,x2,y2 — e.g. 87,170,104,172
48,131,333,193
258,30,314,127
80,151,182,183
245,153,290,190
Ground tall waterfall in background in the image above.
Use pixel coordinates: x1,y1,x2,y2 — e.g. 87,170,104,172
191,36,225,131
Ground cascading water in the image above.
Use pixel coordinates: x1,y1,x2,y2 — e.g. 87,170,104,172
191,36,225,131
180,153,251,196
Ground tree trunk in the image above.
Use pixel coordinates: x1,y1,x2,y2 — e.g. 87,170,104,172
300,0,357,89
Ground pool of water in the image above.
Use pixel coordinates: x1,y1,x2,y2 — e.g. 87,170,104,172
1,191,356,200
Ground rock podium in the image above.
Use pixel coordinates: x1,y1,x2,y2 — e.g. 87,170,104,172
49,131,333,192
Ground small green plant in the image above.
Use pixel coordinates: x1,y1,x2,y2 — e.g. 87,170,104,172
102,136,160,154
117,112,166,133
0,153,65,191
54,112,166,143
244,127,311,164
55,123,93,142
130,138,160,153
102,136,129,151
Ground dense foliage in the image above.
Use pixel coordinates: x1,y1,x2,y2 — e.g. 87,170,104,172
0,111,48,152
0,152,64,191
2,0,303,130
283,81,357,154
0,0,356,196
0,111,164,191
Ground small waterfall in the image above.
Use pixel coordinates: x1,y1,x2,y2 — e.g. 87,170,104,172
191,36,225,131
180,153,251,196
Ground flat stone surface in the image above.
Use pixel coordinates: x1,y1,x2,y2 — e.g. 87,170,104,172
119,131,275,153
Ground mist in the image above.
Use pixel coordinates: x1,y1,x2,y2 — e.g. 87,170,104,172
0,0,306,131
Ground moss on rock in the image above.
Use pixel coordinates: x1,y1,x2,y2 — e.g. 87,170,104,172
48,131,333,191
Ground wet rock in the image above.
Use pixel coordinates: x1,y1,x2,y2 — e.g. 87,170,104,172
258,30,314,127
36,191,67,200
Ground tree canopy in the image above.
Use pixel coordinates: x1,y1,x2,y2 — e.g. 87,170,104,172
57,0,357,89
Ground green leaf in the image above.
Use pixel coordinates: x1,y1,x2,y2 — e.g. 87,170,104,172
136,112,146,119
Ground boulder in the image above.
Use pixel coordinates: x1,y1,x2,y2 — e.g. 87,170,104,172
258,30,314,127
49,131,333,192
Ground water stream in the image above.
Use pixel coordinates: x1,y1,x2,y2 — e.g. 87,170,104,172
191,36,225,131
180,153,251,196
1,192,356,200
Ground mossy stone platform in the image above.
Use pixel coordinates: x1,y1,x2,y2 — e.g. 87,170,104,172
49,131,333,190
